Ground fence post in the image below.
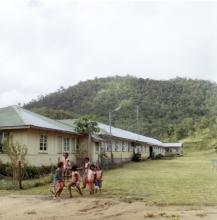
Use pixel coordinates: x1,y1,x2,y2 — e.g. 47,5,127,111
18,161,23,189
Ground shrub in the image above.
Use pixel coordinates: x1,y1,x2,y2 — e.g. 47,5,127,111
24,165,54,179
0,162,12,177
0,161,54,179
154,154,164,159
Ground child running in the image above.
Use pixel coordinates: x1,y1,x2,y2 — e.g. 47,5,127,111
68,165,83,198
54,161,64,200
95,165,103,193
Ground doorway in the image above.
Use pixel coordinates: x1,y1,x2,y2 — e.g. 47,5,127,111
149,146,154,159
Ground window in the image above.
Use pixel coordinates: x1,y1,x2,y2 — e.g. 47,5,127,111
130,143,134,152
118,142,122,152
39,135,48,152
138,146,141,153
0,132,9,153
71,138,76,153
75,138,79,153
127,142,131,152
63,138,70,152
112,141,116,152
96,142,100,153
107,142,111,152
122,141,125,152
57,136,62,154
101,142,106,153
115,141,118,152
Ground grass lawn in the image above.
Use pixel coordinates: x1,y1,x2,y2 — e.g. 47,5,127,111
104,149,217,205
1,149,217,205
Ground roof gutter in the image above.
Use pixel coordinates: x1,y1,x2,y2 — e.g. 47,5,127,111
0,125,31,130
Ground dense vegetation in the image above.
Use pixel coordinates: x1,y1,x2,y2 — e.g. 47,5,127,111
25,76,217,144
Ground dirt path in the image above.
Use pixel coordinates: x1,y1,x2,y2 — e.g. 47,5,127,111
0,195,217,220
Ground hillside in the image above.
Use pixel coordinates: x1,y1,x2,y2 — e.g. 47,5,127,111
25,76,217,143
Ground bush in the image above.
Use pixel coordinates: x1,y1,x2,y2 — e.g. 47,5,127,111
0,162,12,177
154,154,164,159
24,165,55,179
0,161,54,179
132,153,142,162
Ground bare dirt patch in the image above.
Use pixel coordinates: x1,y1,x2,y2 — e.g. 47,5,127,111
1,195,217,220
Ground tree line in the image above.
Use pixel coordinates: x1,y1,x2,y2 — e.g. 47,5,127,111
24,76,217,142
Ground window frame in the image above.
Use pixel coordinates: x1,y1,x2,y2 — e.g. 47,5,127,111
115,141,119,152
57,136,63,154
39,135,48,153
75,138,80,153
63,137,70,152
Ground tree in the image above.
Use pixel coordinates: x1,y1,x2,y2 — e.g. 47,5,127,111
24,76,217,142
74,115,100,158
5,135,28,189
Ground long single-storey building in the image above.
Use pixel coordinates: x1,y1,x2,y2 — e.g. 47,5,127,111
0,106,182,166
60,120,165,164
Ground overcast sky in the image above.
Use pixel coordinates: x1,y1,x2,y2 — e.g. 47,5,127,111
0,0,217,107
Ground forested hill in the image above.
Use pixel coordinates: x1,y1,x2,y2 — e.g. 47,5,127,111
25,76,217,143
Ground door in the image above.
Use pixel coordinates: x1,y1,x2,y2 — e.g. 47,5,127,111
149,146,153,159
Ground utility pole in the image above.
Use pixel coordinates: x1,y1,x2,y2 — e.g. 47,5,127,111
109,111,113,163
136,105,139,134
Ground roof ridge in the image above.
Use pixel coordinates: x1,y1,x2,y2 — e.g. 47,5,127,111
58,119,76,129
98,122,162,143
20,107,78,133
11,105,27,125
21,108,69,125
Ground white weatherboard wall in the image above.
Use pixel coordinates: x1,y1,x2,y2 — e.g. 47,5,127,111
0,129,77,166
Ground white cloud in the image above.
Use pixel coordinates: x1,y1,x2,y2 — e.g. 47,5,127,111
0,0,216,107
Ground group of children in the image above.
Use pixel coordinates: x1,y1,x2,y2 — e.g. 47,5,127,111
53,153,103,200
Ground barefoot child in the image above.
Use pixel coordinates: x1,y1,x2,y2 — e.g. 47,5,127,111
63,152,71,180
54,161,64,199
68,165,83,198
87,164,96,194
82,157,90,189
95,165,103,193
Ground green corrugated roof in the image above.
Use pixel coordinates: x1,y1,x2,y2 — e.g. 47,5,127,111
0,106,77,134
60,119,163,146
0,106,24,126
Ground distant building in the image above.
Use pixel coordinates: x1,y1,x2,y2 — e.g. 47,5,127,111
0,106,182,166
162,143,183,155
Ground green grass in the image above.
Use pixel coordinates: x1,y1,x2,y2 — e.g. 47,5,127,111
0,175,51,191
102,149,217,205
1,149,217,205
